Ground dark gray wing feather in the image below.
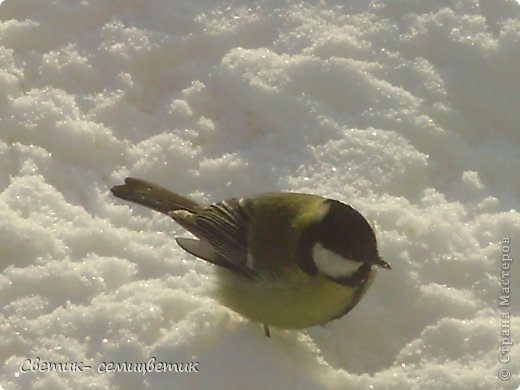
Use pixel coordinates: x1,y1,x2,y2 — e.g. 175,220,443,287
169,198,254,273
175,238,234,270
111,178,254,276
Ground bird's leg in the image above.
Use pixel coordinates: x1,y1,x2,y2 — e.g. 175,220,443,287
263,324,271,337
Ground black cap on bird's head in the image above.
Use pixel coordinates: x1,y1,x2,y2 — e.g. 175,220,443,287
319,199,390,268
297,199,390,285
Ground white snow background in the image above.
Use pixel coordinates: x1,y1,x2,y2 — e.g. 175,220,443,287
1,0,519,389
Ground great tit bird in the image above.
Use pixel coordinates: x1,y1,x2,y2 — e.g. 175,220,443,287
111,177,390,337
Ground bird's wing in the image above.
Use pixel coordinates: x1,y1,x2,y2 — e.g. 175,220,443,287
169,197,254,276
175,237,244,273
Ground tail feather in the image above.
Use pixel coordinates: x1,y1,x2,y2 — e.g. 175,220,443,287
111,177,200,214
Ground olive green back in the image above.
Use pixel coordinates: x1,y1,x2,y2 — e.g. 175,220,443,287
249,193,325,275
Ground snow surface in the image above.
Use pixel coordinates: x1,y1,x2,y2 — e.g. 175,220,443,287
1,0,519,389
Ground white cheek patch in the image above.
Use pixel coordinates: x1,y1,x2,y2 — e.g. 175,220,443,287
312,243,362,278
316,201,331,222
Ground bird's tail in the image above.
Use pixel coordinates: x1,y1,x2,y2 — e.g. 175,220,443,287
111,177,200,214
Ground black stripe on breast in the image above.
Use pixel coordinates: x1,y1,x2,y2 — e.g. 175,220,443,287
330,263,373,320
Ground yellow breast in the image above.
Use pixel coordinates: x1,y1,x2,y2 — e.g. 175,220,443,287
215,267,377,329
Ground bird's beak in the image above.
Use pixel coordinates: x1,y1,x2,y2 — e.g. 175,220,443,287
375,256,391,269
